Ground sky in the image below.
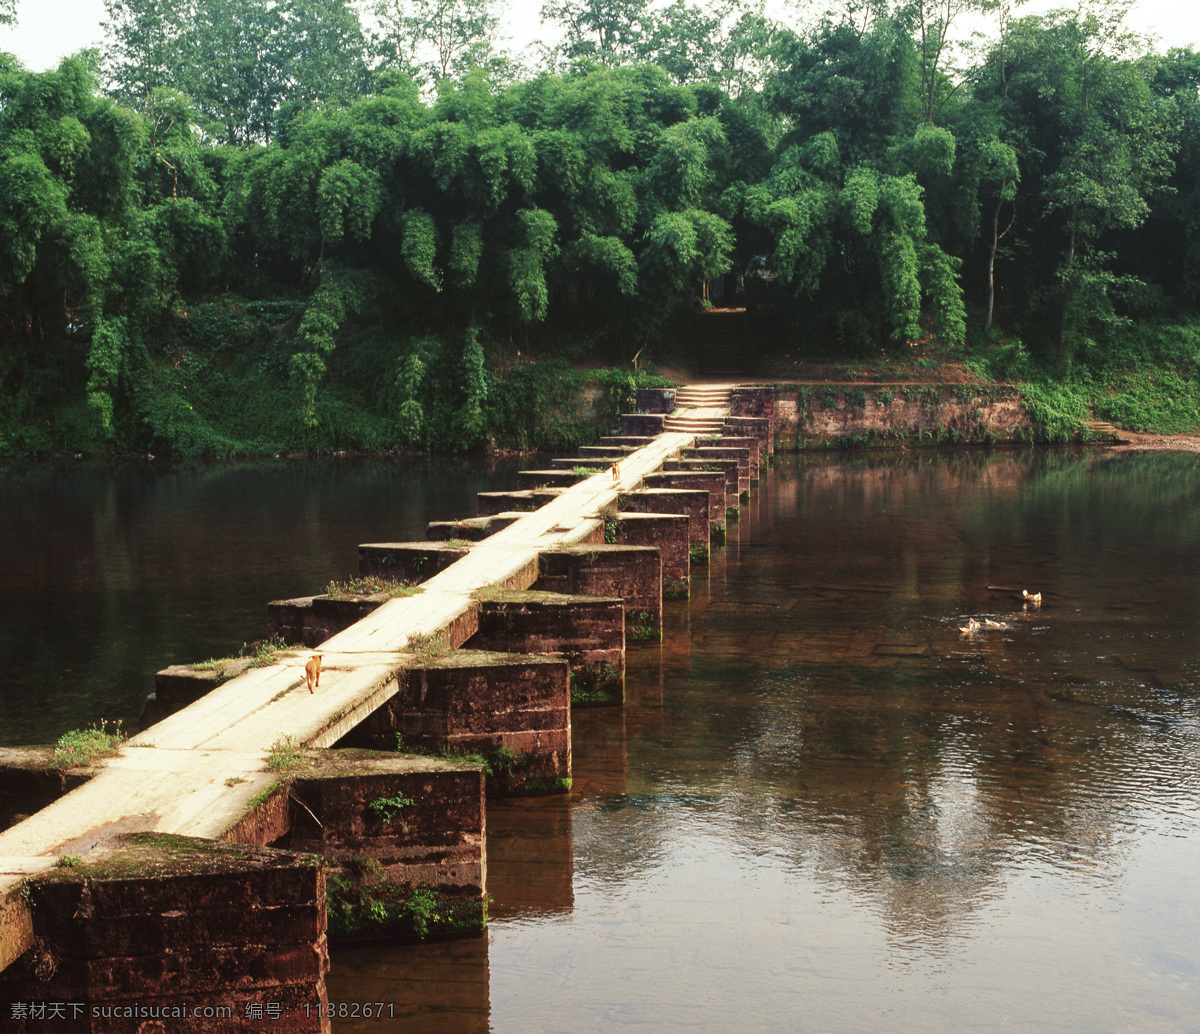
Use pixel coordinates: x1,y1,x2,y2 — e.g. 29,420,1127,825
3,0,1200,75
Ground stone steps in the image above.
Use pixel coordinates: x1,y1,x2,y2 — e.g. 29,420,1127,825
675,387,733,407
663,415,728,433
1084,420,1131,443
664,384,732,433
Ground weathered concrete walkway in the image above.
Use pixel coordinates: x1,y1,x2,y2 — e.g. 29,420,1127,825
0,430,698,965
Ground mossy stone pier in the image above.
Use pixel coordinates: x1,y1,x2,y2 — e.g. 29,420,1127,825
0,833,331,1032
639,471,728,530
0,385,778,1018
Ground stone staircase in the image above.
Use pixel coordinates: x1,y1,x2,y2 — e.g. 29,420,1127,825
663,384,733,433
698,310,746,376
1084,420,1131,443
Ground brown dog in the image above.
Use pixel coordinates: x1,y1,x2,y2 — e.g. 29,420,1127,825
305,654,323,693
610,462,620,482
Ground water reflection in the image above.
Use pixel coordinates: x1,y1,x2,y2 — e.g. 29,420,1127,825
4,449,1198,1029
0,455,533,744
329,449,1200,1032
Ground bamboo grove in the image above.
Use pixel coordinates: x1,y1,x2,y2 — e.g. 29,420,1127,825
3,0,1200,454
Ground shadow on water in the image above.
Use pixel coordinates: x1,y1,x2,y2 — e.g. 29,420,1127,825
329,448,1200,1033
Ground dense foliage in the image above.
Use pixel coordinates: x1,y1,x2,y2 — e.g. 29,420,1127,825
2,0,1200,454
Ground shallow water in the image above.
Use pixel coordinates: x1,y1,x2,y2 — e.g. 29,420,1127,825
3,449,1199,1031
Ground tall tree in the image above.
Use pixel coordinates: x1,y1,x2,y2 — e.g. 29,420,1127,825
1149,47,1200,306
1,0,16,26
279,0,369,106
101,0,184,110
636,0,736,85
904,0,990,124
181,0,285,144
982,1,1176,368
714,7,778,98
540,0,651,67
752,15,965,353
373,0,500,85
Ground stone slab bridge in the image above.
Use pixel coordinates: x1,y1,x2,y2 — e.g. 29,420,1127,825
0,385,773,1032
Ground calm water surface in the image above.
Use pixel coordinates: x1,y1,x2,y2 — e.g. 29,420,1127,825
4,449,1200,1031
329,449,1200,1033
0,455,531,743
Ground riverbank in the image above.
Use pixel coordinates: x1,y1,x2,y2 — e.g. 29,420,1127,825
6,322,1199,459
1107,430,1200,452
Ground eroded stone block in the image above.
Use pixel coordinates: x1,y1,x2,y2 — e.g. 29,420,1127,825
683,445,751,497
426,515,521,541
515,469,589,490
358,543,470,581
619,489,709,554
614,512,690,598
536,545,662,642
619,413,665,436
661,457,739,512
467,590,625,706
476,489,561,516
639,471,726,529
345,653,572,796
724,415,773,457
635,388,676,413
0,749,94,835
0,833,330,1032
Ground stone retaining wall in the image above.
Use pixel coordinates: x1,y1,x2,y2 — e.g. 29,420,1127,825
767,384,1031,449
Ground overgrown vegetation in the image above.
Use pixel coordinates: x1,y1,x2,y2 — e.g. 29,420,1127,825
325,576,422,600
50,721,124,769
3,0,1200,455
390,733,560,793
405,631,450,663
367,792,415,829
626,612,661,643
664,575,690,599
195,635,291,682
598,501,620,544
327,856,485,940
965,321,1200,439
569,662,623,706
264,736,304,773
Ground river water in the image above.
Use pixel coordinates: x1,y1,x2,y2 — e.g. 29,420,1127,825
0,456,528,742
3,449,1199,1031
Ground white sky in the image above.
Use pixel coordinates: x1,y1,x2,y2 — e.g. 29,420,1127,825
3,0,1200,75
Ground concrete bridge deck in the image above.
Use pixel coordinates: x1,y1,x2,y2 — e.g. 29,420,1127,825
0,431,698,906
0,386,779,1019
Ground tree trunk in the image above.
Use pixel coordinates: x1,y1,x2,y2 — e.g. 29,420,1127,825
1057,219,1078,373
986,185,1014,333
986,193,1002,331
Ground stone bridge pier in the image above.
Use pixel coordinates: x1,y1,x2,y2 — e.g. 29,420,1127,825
0,386,778,1029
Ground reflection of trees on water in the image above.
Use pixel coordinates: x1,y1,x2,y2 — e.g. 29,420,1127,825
0,457,532,743
571,451,1200,950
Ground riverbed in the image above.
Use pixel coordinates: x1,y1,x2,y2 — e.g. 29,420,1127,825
3,449,1199,1031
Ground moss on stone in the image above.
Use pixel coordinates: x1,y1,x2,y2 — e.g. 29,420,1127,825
326,874,486,942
